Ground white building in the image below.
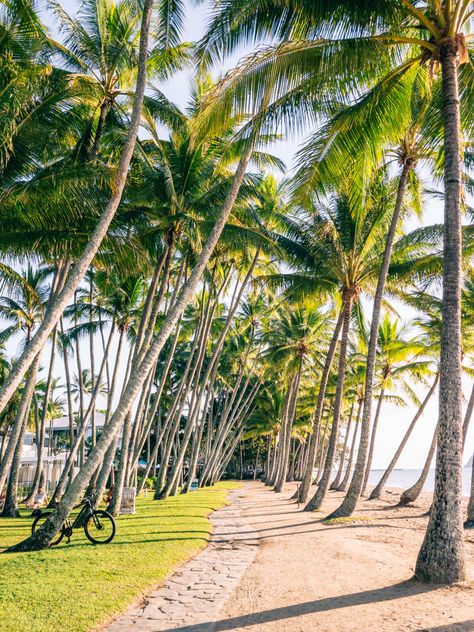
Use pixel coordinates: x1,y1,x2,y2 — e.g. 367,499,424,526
17,412,112,491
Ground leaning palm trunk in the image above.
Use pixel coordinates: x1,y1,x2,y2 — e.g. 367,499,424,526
154,307,210,497
369,374,439,500
275,363,302,493
337,400,362,492
0,0,155,418
398,423,438,506
330,401,354,490
326,160,413,521
415,42,465,584
202,381,260,486
465,450,474,528
0,354,41,494
314,413,330,482
462,383,474,449
8,125,256,551
93,434,120,509
1,419,29,517
1,355,41,516
25,327,59,505
298,311,344,502
181,269,257,493
60,318,75,450
269,385,292,488
130,322,182,481
361,388,386,496
49,325,115,506
108,411,133,515
0,431,6,461
305,292,353,512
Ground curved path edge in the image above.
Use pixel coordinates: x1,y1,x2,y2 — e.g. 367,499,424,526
105,484,258,632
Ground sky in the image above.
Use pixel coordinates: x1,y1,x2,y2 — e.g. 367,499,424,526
20,0,474,469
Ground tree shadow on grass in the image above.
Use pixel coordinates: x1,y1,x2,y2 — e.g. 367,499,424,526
166,580,439,632
37,535,210,552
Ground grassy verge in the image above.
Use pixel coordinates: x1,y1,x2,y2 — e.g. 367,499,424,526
0,481,239,632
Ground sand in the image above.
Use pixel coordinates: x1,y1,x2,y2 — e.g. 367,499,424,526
214,481,474,632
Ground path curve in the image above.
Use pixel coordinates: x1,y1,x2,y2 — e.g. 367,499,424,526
106,485,258,632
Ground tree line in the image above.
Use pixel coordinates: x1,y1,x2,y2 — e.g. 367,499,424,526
0,0,473,586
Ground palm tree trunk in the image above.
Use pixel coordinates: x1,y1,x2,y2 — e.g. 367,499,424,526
326,159,412,521
8,99,257,551
60,318,75,452
298,311,344,502
93,434,119,508
276,363,302,493
305,292,353,511
130,321,181,476
89,275,96,449
0,0,156,418
337,399,362,492
465,450,474,527
25,326,59,505
1,424,27,517
415,41,465,584
270,383,292,488
399,423,438,506
0,355,41,494
91,100,111,160
74,294,85,465
1,355,41,516
0,430,6,462
361,388,385,496
253,441,260,480
108,411,132,515
462,383,474,448
330,401,354,490
370,374,439,500
49,324,115,506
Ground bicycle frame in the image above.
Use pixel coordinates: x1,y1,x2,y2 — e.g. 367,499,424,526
61,496,96,534
69,502,92,530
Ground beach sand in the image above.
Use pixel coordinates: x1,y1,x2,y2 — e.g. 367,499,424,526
216,481,474,632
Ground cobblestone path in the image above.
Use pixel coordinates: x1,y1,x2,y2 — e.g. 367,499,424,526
106,485,258,631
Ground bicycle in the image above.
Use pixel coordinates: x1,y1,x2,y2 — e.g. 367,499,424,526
31,493,116,546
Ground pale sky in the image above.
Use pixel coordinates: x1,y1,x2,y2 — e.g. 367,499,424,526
25,0,474,469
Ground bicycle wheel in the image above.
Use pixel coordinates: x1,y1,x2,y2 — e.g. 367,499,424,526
31,512,64,547
84,510,116,544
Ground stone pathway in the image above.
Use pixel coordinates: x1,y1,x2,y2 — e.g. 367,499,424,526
106,485,258,631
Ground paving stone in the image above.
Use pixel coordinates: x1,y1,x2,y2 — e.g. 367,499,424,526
105,487,258,631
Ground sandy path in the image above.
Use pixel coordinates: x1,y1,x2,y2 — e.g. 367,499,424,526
215,481,474,632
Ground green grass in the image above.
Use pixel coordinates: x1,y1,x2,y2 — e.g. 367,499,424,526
0,482,239,632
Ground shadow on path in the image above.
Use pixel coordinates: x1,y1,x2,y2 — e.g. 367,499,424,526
414,622,474,632
167,580,438,631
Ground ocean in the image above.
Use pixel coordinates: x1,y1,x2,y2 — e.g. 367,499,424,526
367,467,472,497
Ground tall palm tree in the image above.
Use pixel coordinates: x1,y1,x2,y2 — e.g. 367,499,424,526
0,265,48,496
268,176,418,510
263,305,327,493
0,0,182,418
361,313,432,496
199,0,473,584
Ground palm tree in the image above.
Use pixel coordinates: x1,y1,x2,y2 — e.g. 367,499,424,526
0,265,48,497
361,313,433,495
263,305,327,493
200,0,473,584
268,176,413,511
10,87,281,551
0,0,180,420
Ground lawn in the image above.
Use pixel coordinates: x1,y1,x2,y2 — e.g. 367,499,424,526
0,482,239,632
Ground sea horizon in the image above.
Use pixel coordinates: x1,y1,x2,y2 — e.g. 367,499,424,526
367,466,472,496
